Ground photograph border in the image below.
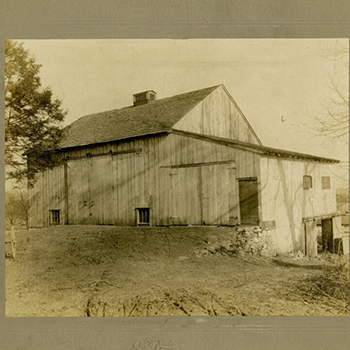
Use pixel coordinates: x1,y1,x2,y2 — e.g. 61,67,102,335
1,1,350,349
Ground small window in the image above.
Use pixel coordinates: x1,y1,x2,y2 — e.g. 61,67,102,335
303,175,312,189
137,208,150,226
322,176,331,189
135,93,147,102
50,210,60,225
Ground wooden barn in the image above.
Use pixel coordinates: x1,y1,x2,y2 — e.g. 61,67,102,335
28,84,342,255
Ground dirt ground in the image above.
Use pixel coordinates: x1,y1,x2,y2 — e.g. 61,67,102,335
5,225,349,317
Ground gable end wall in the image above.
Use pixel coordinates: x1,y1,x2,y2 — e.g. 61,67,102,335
173,86,261,145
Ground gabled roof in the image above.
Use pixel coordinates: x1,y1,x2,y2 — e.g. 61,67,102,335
59,85,221,149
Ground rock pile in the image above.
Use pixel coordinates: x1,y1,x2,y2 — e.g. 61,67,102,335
196,226,276,257
234,226,265,255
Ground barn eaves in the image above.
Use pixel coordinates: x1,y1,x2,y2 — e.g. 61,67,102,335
171,130,340,163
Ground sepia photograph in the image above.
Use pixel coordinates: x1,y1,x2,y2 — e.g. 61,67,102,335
4,38,349,318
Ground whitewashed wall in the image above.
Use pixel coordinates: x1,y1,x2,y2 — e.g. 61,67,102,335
259,156,337,253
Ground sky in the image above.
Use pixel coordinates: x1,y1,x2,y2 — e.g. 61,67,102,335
18,39,349,165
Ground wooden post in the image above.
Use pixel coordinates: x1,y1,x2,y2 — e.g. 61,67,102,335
332,216,343,239
332,216,343,254
301,222,306,255
10,225,16,260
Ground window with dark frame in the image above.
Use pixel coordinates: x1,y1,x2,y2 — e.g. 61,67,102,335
50,210,60,225
322,176,331,189
135,93,147,102
303,175,312,189
137,208,150,225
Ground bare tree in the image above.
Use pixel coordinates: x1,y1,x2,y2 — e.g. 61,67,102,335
5,191,22,229
336,188,349,210
14,182,30,230
311,42,349,193
314,42,348,147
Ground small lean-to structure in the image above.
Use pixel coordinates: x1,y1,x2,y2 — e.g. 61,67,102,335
28,85,341,256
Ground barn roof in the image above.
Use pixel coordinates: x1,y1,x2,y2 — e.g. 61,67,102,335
172,130,340,163
59,85,221,149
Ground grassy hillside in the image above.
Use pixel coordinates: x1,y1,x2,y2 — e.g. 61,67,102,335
5,225,349,317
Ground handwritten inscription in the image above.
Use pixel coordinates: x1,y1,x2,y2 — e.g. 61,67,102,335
133,339,177,350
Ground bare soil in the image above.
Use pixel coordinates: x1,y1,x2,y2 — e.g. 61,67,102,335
5,225,349,317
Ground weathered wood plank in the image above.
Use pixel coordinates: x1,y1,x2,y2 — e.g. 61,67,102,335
173,86,261,144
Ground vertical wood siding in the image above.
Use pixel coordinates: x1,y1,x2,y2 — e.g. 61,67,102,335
157,133,259,226
173,86,260,145
28,165,65,227
29,131,261,228
60,136,167,226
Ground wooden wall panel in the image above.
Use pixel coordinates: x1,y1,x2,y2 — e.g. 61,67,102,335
67,159,80,224
157,133,239,226
101,154,113,224
28,173,44,227
30,130,262,228
89,156,107,224
117,154,126,225
228,166,239,225
83,160,90,224
173,86,261,145
158,167,171,226
189,167,202,224
158,163,233,226
112,154,119,225
28,165,65,228
30,128,262,229
201,165,214,225
217,163,230,225
235,149,259,179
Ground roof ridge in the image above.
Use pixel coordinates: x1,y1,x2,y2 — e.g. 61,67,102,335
65,84,221,128
157,84,221,101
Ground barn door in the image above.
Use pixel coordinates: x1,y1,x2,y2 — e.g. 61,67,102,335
67,158,90,224
201,165,217,225
172,167,202,225
159,163,232,226
201,164,230,226
238,179,259,225
158,167,202,225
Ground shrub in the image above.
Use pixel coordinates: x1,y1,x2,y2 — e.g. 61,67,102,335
301,256,349,314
